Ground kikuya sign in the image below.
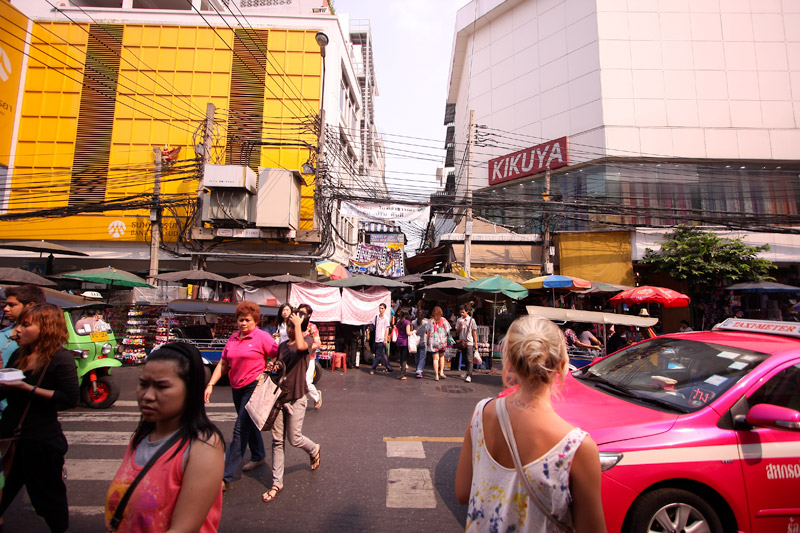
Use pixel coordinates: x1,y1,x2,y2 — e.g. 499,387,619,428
488,137,569,186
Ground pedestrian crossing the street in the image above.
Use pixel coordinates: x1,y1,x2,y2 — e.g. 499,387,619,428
10,401,236,524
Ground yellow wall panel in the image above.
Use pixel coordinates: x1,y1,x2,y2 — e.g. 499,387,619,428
160,26,179,47
124,25,142,45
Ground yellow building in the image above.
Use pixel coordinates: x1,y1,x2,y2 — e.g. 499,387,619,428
0,0,376,274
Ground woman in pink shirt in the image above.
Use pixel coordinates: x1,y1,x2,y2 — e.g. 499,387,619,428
204,301,278,490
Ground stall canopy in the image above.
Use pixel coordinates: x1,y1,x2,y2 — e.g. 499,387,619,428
341,287,391,325
526,306,658,327
290,282,342,322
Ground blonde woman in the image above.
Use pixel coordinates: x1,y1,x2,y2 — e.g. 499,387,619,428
455,316,605,532
427,306,450,381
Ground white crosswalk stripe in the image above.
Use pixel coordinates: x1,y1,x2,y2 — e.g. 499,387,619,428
64,459,121,481
386,468,436,509
111,400,234,409
61,411,238,423
386,440,425,458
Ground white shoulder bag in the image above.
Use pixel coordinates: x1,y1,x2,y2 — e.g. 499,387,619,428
495,397,575,533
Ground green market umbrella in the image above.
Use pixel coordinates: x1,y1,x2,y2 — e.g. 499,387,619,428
463,276,529,361
464,275,528,300
61,266,153,288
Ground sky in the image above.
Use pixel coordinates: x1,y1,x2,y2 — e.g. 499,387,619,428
333,0,469,202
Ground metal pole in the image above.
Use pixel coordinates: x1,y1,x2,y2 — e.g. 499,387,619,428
542,168,551,303
464,110,475,279
192,103,215,271
148,146,162,284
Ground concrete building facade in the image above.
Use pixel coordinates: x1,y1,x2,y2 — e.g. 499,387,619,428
443,0,800,285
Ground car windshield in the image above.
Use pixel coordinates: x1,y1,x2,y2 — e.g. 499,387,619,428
575,337,770,413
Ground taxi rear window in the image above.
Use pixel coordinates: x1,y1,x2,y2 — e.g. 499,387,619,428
584,338,770,413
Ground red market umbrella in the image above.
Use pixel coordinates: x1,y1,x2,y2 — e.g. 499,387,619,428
610,285,690,308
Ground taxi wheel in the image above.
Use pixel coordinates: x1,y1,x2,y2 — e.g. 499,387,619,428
81,374,120,409
628,488,723,533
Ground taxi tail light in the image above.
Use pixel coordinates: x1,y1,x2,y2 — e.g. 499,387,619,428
81,350,89,359
599,452,623,471
101,343,112,356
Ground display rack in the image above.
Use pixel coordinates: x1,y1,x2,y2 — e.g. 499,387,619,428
118,306,162,365
316,322,336,360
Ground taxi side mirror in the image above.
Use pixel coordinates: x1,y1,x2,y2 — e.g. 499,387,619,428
742,403,800,432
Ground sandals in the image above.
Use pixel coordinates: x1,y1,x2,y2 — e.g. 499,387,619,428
310,444,321,471
399,376,407,381
314,390,323,409
262,485,283,503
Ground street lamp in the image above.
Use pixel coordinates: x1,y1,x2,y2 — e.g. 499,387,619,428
314,31,328,179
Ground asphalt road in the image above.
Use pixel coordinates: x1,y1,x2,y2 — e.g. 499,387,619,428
4,362,505,532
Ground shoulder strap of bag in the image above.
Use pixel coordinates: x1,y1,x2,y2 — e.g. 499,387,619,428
11,358,51,439
495,398,575,533
109,431,184,532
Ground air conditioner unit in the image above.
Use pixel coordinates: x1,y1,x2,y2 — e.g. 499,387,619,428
251,168,303,230
203,164,257,194
201,189,251,225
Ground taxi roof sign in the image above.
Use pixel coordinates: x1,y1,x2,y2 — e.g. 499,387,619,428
714,318,800,338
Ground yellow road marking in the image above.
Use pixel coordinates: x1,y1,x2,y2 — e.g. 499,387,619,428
383,436,463,442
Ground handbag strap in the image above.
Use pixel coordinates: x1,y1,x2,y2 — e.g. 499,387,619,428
11,358,51,439
109,431,184,532
495,398,575,533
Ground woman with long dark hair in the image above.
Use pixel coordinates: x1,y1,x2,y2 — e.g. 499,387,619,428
275,303,293,345
0,304,79,532
105,342,225,532
394,310,412,380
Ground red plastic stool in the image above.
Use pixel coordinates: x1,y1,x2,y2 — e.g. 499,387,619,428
331,352,346,372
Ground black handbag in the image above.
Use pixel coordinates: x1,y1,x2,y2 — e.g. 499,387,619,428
0,360,50,478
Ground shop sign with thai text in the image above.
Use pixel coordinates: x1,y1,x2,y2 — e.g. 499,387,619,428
488,137,569,186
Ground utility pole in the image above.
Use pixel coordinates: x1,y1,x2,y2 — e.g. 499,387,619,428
464,109,475,279
541,167,552,284
191,102,214,271
148,146,162,284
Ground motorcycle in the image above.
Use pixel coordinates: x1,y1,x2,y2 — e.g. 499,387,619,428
63,305,122,409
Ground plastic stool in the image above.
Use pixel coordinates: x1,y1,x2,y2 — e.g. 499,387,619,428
331,352,346,372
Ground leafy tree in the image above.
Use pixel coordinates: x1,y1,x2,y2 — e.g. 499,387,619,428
640,226,775,295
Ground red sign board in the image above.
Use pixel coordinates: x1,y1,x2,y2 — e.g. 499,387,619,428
488,136,569,186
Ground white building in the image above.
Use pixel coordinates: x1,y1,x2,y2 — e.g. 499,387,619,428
443,0,800,285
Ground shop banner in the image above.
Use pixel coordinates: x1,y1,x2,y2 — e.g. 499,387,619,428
340,202,430,224
488,136,569,186
0,2,28,167
289,282,341,322
350,243,404,278
341,287,391,326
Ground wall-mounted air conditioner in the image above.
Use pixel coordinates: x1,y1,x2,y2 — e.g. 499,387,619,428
203,164,257,194
201,189,251,225
251,168,303,230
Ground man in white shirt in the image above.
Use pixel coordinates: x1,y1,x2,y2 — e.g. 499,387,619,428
456,306,478,383
370,303,393,374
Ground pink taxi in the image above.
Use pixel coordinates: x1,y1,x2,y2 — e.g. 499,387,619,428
554,318,800,533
